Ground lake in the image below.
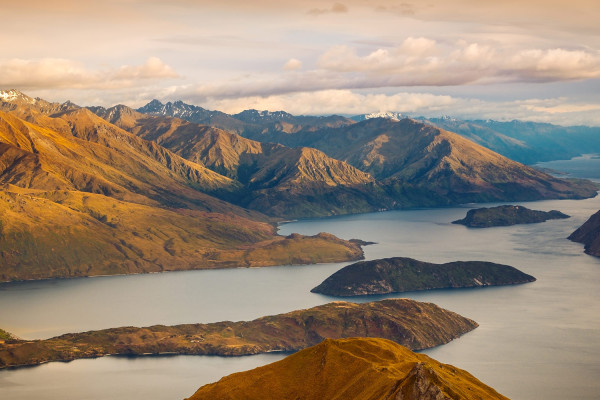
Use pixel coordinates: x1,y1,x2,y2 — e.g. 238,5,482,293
1,157,599,400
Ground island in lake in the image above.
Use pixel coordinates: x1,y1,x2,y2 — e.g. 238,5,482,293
452,205,569,228
186,337,510,400
312,257,535,296
0,299,477,368
569,209,600,257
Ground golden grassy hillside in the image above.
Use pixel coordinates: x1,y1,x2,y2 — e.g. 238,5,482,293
0,188,363,281
0,97,366,281
187,337,509,400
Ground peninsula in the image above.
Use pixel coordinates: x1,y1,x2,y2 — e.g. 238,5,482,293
0,299,477,368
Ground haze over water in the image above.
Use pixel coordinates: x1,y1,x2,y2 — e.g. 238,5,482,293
1,157,599,400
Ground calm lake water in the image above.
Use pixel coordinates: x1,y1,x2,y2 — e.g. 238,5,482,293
1,157,599,400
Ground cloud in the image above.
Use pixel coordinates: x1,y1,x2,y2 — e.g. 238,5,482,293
308,2,348,16
283,58,303,71
316,39,600,85
199,90,454,115
0,57,178,90
113,57,179,80
167,38,600,109
191,89,600,126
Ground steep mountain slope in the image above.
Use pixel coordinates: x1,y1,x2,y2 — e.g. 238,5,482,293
568,209,600,256
0,93,366,281
93,105,389,218
0,108,239,211
0,299,477,367
127,103,598,210
187,337,509,400
274,118,597,205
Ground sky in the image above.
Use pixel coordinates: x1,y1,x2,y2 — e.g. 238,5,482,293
2,0,600,125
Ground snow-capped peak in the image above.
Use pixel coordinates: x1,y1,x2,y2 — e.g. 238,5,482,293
0,89,35,104
364,111,404,121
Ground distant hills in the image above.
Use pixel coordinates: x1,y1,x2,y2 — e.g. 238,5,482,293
187,337,510,400
141,99,600,165
0,90,597,281
420,117,600,164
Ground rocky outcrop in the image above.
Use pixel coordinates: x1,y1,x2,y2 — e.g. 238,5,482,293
452,205,569,227
186,337,510,400
569,210,600,257
312,257,536,296
0,299,477,368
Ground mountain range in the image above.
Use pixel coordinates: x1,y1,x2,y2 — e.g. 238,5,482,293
136,99,597,207
141,99,600,165
0,90,364,281
0,89,597,281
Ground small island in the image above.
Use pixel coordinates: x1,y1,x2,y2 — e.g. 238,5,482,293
569,209,600,257
311,257,536,296
187,337,510,400
0,299,477,368
452,205,569,228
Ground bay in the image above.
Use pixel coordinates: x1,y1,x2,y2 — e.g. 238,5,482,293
1,156,599,400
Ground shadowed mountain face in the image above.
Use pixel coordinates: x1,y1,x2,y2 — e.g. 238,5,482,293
264,117,597,205
93,105,392,218
106,105,597,214
0,92,365,281
0,299,477,368
187,337,510,400
569,210,600,257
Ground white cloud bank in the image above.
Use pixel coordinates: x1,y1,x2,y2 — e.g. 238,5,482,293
317,38,600,84
0,57,178,90
166,38,600,105
199,89,600,126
